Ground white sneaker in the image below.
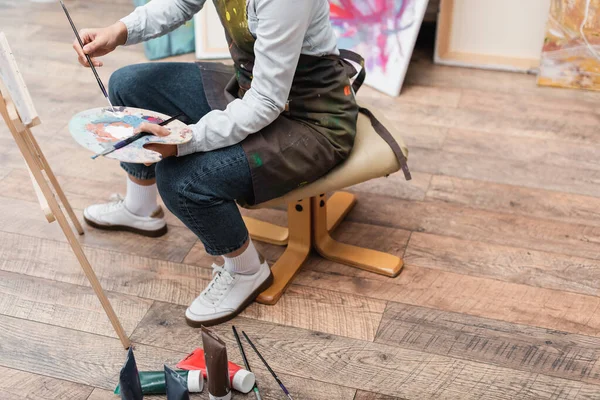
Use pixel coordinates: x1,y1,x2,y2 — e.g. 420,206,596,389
185,261,273,327
83,194,168,237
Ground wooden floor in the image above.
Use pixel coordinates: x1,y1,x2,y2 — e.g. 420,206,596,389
2,1,600,399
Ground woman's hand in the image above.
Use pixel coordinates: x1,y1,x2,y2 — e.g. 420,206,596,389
72,22,128,68
138,122,178,162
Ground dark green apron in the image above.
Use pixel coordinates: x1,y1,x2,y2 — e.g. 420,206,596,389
197,0,411,205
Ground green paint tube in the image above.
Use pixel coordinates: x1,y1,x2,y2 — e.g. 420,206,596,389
114,369,203,395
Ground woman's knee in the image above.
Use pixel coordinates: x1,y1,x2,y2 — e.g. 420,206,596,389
108,64,155,106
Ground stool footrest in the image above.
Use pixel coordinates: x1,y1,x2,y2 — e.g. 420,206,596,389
249,192,404,305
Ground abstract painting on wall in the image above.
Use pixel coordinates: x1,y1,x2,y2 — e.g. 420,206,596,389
538,0,600,91
329,0,429,96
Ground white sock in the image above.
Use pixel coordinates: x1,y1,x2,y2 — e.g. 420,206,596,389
124,177,159,217
223,239,262,275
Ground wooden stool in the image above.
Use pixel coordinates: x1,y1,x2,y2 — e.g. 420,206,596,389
243,106,409,305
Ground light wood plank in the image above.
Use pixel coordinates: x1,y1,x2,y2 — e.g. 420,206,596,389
132,302,600,399
349,171,432,201
347,194,600,261
0,196,197,262
294,263,600,337
0,366,93,400
405,232,600,297
358,84,463,108
382,101,600,145
354,391,407,400
411,147,600,198
0,168,186,228
0,270,152,338
0,230,385,341
407,47,600,105
426,175,600,228
443,128,600,172
377,302,600,386
0,314,186,390
0,230,211,306
459,88,600,118
243,285,387,341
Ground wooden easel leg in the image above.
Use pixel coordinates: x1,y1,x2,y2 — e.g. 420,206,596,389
24,128,84,235
312,194,403,277
54,206,132,348
2,116,130,348
256,199,312,305
243,216,289,246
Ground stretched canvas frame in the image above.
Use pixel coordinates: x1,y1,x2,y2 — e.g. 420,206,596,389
194,2,231,59
0,32,130,349
435,0,551,72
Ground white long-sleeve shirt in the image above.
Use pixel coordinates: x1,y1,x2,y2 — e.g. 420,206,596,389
120,0,339,156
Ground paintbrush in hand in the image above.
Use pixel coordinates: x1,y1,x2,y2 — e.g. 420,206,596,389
91,113,184,160
242,331,293,400
59,0,115,112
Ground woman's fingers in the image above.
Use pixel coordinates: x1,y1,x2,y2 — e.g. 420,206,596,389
138,122,171,137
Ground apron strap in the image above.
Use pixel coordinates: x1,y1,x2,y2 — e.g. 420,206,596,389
359,107,412,181
339,49,366,94
338,49,411,181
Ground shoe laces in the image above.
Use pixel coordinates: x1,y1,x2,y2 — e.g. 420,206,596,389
105,194,125,212
201,264,236,305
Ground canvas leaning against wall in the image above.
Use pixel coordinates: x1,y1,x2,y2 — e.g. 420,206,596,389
538,0,600,91
329,0,429,97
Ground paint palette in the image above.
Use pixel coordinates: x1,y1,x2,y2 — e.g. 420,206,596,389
69,107,193,164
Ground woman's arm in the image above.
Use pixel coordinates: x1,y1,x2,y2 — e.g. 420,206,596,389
121,0,207,45
177,0,314,156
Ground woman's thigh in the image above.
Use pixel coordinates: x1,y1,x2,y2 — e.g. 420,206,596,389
155,144,254,210
108,62,211,124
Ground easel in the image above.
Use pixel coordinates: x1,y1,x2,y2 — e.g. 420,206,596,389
0,32,130,349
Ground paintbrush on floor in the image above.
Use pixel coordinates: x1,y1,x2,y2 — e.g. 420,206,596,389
233,326,262,400
59,0,115,112
91,113,184,159
242,330,293,400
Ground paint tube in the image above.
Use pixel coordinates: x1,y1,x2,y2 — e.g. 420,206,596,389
176,348,255,393
114,369,203,395
202,326,232,400
118,347,143,400
165,365,190,400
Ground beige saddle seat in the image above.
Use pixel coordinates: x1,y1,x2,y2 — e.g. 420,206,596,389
242,104,409,305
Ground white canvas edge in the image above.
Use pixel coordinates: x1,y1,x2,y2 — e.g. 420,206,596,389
0,32,38,125
433,54,537,74
194,11,231,60
368,0,430,97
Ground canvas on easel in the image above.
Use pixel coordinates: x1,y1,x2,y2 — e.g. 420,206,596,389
0,31,130,349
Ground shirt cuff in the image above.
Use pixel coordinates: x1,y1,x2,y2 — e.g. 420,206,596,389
119,14,142,46
177,139,198,157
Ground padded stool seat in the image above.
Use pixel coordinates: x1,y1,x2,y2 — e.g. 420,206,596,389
242,104,409,305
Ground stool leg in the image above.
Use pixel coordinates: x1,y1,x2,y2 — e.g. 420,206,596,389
256,199,312,305
243,216,289,246
325,192,357,232
312,195,403,277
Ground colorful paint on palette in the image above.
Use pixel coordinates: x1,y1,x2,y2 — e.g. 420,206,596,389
538,0,600,91
329,0,429,96
69,107,192,164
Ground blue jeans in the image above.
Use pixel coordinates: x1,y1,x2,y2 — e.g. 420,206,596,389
109,63,254,255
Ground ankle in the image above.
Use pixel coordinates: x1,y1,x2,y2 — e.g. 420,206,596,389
223,239,262,275
125,177,159,217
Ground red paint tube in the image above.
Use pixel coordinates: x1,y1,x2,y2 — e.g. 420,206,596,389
176,348,255,394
